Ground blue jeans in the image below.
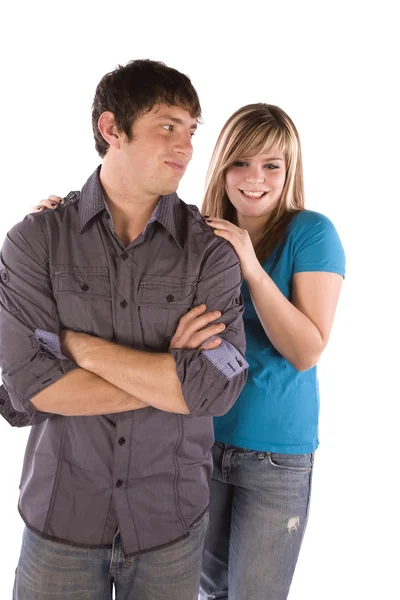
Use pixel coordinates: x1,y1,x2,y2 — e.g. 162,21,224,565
13,511,208,600
200,442,313,600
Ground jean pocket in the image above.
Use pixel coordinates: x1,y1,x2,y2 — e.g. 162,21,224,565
189,509,209,531
268,453,313,472
213,441,225,450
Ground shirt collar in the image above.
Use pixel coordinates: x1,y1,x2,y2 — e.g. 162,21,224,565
78,167,185,249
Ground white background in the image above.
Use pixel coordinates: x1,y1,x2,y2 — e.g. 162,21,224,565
0,1,398,598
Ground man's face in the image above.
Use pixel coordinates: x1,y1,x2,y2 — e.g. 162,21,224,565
118,104,197,197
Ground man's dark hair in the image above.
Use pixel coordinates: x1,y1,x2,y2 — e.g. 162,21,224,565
92,59,202,157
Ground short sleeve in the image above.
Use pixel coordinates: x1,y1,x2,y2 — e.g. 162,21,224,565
293,212,346,277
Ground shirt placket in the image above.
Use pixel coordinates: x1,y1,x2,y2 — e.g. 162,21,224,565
111,245,138,544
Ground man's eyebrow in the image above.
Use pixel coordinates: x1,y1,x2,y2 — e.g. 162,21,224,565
156,114,198,129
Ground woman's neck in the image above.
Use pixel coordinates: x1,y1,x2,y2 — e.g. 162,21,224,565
236,212,269,244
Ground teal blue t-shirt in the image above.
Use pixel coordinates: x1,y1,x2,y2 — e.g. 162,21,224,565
213,210,346,454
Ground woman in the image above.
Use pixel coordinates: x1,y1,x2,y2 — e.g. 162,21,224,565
35,103,345,600
198,103,345,600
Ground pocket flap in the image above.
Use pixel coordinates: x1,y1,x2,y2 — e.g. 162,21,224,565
54,267,111,297
139,278,196,306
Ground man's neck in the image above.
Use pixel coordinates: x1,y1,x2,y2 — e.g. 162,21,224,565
100,162,160,246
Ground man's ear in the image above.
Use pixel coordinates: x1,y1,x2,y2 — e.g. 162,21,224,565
98,111,122,150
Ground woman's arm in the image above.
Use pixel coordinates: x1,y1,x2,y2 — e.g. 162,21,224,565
206,217,344,372
246,268,343,371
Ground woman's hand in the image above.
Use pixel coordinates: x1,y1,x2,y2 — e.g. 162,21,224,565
29,195,63,214
169,304,225,351
205,217,262,282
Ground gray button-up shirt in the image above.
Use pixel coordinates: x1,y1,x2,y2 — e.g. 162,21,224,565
0,168,248,555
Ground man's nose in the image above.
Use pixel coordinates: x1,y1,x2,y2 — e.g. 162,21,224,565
174,133,193,157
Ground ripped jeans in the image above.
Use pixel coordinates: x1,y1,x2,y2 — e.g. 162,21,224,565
200,442,314,600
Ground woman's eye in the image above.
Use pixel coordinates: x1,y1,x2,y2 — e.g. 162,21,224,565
264,164,279,170
232,161,247,167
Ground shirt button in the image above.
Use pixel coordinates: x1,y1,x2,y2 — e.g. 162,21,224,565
1,272,7,281
81,284,90,292
121,253,128,261
116,479,123,487
105,213,110,220
9,411,17,419
120,299,128,309
166,294,174,303
235,297,240,305
118,437,126,446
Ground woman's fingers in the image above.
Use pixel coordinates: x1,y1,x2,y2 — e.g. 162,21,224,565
28,196,63,214
29,200,53,213
205,217,242,236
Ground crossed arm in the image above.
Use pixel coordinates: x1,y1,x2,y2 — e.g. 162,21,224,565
1,215,246,421
32,306,224,416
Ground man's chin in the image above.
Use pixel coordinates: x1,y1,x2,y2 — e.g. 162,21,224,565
158,182,180,196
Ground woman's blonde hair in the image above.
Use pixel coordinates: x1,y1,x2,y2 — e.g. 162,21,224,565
202,103,305,260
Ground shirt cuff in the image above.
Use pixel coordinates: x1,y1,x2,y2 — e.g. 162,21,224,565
35,329,68,360
202,338,248,380
0,385,32,427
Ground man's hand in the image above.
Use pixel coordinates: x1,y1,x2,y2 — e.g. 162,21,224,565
169,304,225,351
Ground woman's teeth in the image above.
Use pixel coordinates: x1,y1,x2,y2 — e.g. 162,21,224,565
240,190,266,199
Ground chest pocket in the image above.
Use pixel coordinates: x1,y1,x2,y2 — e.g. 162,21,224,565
138,276,197,350
53,266,114,340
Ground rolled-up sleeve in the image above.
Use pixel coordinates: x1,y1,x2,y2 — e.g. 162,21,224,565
0,384,32,427
0,215,77,425
170,238,248,417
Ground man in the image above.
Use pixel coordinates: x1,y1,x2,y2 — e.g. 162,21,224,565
0,59,248,599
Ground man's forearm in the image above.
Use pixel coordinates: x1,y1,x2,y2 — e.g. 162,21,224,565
31,367,148,416
62,332,190,414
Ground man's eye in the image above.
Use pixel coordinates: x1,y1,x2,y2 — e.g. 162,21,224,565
190,132,196,138
162,124,174,132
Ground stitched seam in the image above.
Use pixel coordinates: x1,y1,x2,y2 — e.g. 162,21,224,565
172,414,186,533
38,213,51,270
125,415,141,550
44,418,68,534
100,492,114,546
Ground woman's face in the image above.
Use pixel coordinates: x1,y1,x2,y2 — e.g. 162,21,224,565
225,150,286,219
